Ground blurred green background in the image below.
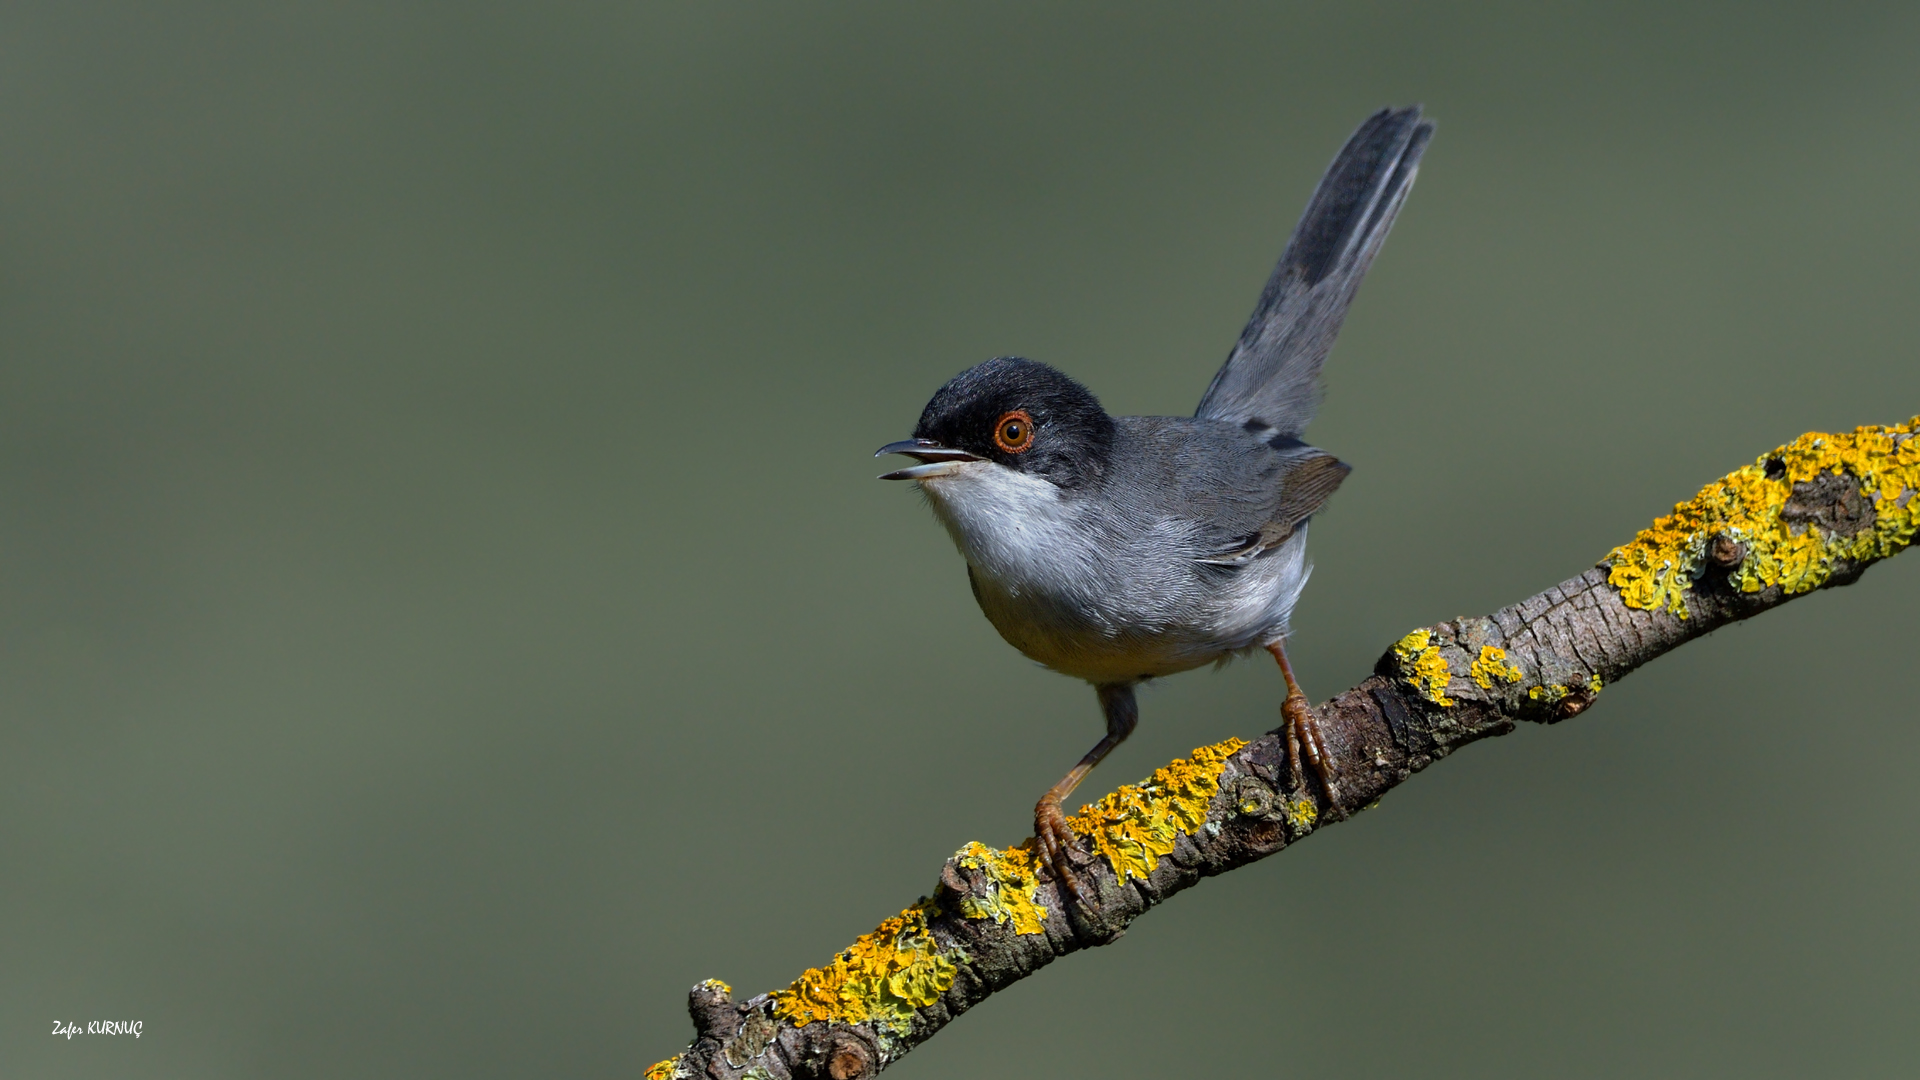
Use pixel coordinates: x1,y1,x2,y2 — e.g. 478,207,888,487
5,2,1918,1076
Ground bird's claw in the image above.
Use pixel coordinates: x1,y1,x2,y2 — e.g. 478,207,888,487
1034,795,1090,908
1282,690,1339,809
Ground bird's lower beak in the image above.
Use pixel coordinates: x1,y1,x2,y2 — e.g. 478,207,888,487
874,438,981,480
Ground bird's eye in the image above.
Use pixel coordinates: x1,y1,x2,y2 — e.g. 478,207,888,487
994,410,1035,453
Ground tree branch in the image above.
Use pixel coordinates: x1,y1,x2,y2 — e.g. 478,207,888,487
647,416,1920,1080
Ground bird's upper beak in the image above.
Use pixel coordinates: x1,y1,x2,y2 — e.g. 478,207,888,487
874,438,981,480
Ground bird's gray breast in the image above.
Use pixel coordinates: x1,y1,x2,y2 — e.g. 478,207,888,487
918,419,1313,684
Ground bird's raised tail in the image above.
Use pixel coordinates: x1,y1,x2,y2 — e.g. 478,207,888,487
1195,106,1433,439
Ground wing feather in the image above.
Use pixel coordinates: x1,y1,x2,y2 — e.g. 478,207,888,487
1193,448,1350,565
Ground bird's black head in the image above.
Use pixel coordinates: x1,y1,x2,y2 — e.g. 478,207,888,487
882,357,1116,489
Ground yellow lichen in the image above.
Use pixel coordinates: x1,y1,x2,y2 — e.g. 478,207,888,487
697,978,731,995
1529,674,1603,709
1281,795,1319,832
1066,737,1246,883
1606,417,1920,618
1469,645,1524,690
952,840,1048,936
1393,628,1455,706
769,899,962,1035
644,1056,685,1080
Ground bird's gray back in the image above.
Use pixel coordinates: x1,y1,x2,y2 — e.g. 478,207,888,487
1103,416,1329,555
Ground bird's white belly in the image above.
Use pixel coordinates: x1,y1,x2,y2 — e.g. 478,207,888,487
919,464,1310,685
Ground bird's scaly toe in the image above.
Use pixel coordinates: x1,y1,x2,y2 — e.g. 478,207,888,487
1282,691,1339,808
1033,795,1089,906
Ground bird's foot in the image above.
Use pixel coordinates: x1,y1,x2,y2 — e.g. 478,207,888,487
1282,690,1339,811
1034,793,1091,908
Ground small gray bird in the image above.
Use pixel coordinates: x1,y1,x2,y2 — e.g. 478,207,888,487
876,107,1434,899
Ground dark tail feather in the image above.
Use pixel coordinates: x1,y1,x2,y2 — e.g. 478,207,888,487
1196,107,1434,436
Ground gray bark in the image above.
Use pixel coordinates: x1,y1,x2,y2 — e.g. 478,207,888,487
653,441,1914,1080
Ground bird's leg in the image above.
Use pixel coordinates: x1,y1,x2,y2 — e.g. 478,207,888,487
1034,683,1138,907
1266,638,1338,807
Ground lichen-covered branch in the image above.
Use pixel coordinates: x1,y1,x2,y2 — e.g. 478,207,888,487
648,416,1920,1080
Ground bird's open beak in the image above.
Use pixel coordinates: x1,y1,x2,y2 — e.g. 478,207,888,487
874,438,981,480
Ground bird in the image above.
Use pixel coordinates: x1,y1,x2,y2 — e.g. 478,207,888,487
875,106,1434,902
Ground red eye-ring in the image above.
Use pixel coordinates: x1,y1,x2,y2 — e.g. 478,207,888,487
993,410,1035,453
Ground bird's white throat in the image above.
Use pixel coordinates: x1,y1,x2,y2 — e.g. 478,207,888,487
914,462,1085,590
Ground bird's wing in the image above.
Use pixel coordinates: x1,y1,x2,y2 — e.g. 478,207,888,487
1193,446,1350,565
1194,106,1434,438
